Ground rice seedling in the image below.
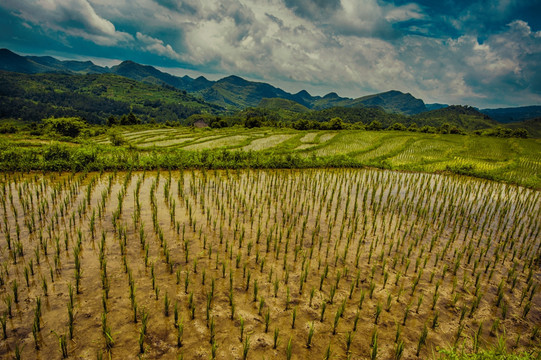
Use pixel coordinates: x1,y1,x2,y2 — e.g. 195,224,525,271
416,323,428,356
52,331,68,358
242,334,250,360
323,341,332,360
239,316,245,342
11,279,18,303
264,309,270,333
371,327,378,360
177,317,184,347
0,313,7,339
101,312,114,349
394,340,404,360
291,306,297,329
320,301,327,322
307,321,315,348
4,295,12,318
164,291,170,316
374,301,382,324
286,336,293,360
14,342,24,360
345,330,353,354
273,327,279,349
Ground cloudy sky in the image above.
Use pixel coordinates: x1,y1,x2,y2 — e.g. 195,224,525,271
1,0,540,108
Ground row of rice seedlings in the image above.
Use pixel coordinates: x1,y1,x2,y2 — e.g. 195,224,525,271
0,168,539,359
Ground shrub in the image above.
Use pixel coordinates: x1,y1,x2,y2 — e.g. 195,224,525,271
43,117,87,137
109,131,127,146
0,124,17,134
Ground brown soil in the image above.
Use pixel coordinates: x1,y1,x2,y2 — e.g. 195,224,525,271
0,169,539,359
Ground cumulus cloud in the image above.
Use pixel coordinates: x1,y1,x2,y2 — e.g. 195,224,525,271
1,0,132,45
1,0,540,106
136,32,182,60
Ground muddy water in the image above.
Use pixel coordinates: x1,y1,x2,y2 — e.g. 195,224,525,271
0,169,539,359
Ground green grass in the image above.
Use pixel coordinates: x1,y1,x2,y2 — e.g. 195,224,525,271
435,346,539,359
1,127,540,188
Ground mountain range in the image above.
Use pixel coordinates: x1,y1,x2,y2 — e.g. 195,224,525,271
0,48,540,123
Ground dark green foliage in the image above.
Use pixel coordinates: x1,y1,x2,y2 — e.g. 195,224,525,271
0,71,223,124
43,117,87,137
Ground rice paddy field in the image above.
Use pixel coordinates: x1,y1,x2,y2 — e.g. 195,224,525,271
0,167,540,359
93,128,541,189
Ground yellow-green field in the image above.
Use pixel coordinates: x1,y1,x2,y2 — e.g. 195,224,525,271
92,128,541,188
1,127,540,188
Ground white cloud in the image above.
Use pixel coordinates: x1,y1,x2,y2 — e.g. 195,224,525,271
136,32,182,60
2,0,132,45
1,0,540,107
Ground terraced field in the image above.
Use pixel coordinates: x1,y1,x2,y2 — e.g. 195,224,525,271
90,128,541,188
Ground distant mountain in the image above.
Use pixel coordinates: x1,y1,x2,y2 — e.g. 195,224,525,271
0,49,63,73
425,103,448,111
197,75,297,109
111,60,194,90
258,98,309,113
286,90,428,115
343,90,427,115
1,48,540,120
413,105,498,130
0,49,427,113
480,106,541,123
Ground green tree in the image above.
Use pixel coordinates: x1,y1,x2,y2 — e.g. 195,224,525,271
367,120,382,131
106,115,118,126
328,117,344,130
44,117,87,137
244,116,262,128
388,122,406,131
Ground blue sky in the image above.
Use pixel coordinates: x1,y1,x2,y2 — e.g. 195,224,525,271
1,0,540,108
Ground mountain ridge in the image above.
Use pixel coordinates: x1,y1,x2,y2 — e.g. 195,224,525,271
0,48,427,114
1,48,540,120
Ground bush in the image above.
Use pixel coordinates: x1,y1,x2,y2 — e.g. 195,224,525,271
109,131,127,146
419,125,437,133
44,117,87,137
328,117,345,130
388,123,407,131
367,120,382,131
0,124,17,134
43,143,71,162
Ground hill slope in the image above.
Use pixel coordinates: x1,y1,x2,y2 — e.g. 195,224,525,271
412,105,498,130
503,117,541,138
258,98,309,113
0,49,428,113
480,106,541,123
0,71,223,123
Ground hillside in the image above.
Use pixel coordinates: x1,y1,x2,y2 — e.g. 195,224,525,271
1,49,540,131
504,117,541,138
302,107,407,126
412,105,499,130
258,98,309,113
110,60,193,89
196,75,297,109
481,106,541,123
0,71,223,123
349,90,427,115
0,49,429,114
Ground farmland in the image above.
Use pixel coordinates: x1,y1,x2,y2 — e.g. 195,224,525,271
0,167,540,359
1,127,540,189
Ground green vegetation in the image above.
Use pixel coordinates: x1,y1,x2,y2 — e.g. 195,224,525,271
0,71,224,124
0,126,539,188
3,70,538,139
